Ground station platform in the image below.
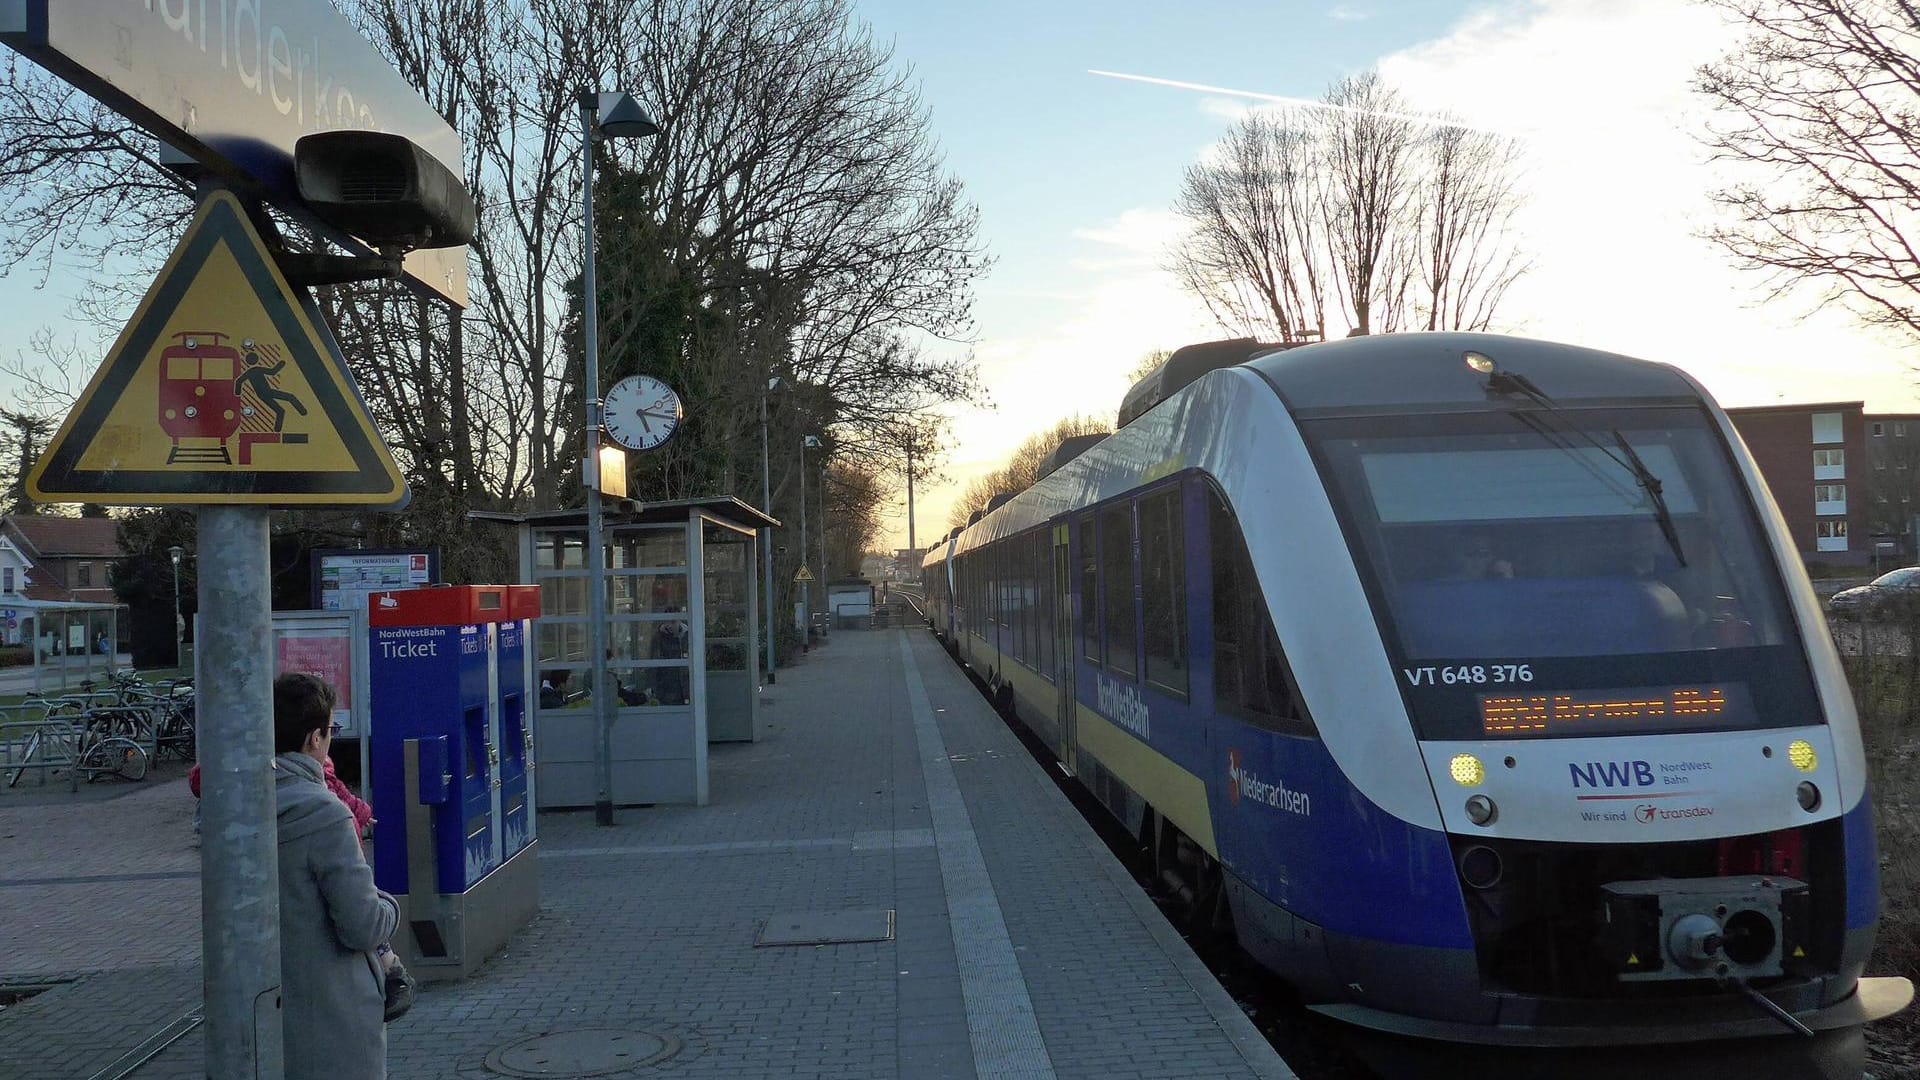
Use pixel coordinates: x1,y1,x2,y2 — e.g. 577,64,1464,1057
0,628,1291,1079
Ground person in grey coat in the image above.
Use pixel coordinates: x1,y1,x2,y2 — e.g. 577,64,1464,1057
273,672,399,1079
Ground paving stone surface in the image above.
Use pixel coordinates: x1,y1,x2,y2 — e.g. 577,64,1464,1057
0,630,1288,1079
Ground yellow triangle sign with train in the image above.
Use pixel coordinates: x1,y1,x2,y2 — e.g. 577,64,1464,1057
27,190,407,507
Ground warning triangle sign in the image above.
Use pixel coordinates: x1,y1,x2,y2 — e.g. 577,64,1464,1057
27,190,408,507
794,565,815,582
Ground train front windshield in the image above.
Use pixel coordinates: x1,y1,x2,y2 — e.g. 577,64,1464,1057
1308,406,1819,741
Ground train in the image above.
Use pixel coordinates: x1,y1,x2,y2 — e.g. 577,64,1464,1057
158,330,245,464
921,333,1912,1075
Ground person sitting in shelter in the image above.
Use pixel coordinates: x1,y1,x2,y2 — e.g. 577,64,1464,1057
539,668,576,709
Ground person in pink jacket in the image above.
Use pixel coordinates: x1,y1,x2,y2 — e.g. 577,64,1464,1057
189,757,372,839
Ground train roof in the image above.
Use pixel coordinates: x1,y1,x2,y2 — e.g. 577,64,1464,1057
1037,433,1109,479
1118,337,1286,428
1246,332,1696,414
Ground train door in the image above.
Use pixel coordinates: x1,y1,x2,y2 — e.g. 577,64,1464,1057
1052,522,1076,774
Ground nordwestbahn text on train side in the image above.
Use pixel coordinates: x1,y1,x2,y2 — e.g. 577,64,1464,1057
922,333,1912,1077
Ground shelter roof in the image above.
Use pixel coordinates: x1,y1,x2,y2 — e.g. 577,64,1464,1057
470,496,779,534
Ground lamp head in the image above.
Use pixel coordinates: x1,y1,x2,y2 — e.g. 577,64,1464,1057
593,92,661,139
168,546,183,565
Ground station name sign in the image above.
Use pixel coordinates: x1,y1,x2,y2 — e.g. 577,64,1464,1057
0,0,468,306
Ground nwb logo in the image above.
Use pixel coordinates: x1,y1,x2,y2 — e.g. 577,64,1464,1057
1569,760,1655,788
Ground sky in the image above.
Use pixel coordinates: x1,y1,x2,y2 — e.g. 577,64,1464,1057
848,0,1920,552
3,1,1917,555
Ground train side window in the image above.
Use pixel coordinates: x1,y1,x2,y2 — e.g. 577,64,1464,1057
1209,492,1314,736
1037,532,1054,678
1141,487,1188,697
1101,502,1138,678
1080,514,1100,665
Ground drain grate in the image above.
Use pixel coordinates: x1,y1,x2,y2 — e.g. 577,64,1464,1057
756,908,895,947
484,1028,682,1077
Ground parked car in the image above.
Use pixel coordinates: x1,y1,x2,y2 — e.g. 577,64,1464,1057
1828,566,1920,613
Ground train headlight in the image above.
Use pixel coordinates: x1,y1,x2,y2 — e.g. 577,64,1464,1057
1787,740,1817,772
1796,781,1822,813
1464,794,1498,826
1449,753,1485,787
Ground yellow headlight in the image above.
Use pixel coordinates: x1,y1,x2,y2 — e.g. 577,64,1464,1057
1450,753,1485,787
1787,740,1818,773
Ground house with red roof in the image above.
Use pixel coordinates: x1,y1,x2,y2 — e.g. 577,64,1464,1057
0,514,125,648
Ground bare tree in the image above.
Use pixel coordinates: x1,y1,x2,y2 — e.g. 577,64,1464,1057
946,413,1112,529
1319,74,1419,336
1172,72,1528,340
1697,0,1920,342
1172,112,1329,343
1128,348,1174,383
1415,125,1530,331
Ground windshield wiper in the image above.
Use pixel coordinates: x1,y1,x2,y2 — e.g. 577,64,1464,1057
1486,367,1687,567
1611,430,1687,567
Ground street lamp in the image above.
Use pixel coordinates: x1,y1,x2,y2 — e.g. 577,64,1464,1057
759,376,783,683
579,89,662,827
167,545,184,669
800,434,821,632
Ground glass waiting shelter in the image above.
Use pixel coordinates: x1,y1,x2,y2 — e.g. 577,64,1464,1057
472,497,774,808
4,598,123,693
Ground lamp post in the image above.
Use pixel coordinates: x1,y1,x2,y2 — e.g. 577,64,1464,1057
167,545,184,669
800,434,820,631
579,89,661,827
759,377,781,683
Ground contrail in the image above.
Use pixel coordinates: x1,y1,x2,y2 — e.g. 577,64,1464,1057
1088,69,1508,134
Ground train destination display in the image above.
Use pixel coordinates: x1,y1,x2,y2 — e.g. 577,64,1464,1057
1480,683,1750,737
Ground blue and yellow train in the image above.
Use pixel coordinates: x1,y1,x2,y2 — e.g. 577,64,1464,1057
922,333,1911,1073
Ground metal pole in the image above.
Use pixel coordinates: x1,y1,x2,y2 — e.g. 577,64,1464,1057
905,437,916,552
197,506,283,1078
817,457,827,594
799,439,809,631
761,389,776,684
171,555,183,669
581,95,615,827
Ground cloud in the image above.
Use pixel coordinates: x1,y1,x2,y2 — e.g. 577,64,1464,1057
1328,4,1372,20
1373,0,1914,411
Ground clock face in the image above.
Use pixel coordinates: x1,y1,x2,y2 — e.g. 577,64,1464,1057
602,375,683,451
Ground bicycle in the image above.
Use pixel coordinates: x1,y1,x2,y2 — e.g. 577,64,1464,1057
74,713,147,782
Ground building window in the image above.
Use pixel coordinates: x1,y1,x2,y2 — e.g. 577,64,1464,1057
1,567,12,594
1899,423,1908,437
1815,483,1847,515
1813,448,1845,480
1140,487,1187,697
1877,461,1888,471
76,563,91,588
1812,412,1844,445
1100,503,1137,678
1874,422,1886,437
1817,519,1849,552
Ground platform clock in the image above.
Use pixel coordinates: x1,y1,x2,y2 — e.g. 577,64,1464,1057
601,375,683,451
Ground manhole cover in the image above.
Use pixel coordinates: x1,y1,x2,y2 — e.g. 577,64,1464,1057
756,908,895,946
484,1028,681,1077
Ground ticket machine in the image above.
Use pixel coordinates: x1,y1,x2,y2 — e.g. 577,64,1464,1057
367,585,540,980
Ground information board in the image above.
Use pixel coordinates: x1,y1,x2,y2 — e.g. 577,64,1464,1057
312,548,439,612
